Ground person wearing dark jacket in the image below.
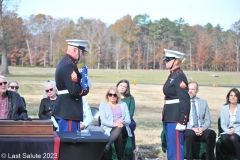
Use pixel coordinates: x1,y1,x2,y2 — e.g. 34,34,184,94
0,75,29,120
53,39,89,131
7,80,26,108
162,49,190,160
39,80,58,119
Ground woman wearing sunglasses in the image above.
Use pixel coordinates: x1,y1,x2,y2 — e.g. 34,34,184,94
99,86,132,160
38,80,58,120
8,80,26,108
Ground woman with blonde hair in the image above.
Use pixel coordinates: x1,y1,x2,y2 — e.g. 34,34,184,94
99,86,131,160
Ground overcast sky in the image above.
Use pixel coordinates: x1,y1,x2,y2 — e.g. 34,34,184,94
16,0,240,31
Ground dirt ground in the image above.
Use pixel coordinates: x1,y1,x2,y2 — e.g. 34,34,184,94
85,83,234,158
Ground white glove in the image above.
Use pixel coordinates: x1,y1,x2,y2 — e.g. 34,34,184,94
175,123,186,131
51,116,59,131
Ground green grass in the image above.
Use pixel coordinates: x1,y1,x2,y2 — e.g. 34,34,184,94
136,121,162,129
88,69,240,87
7,67,240,87
3,66,239,158
4,66,240,117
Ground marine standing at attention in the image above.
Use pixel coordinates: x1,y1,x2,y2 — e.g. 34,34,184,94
52,39,89,132
162,49,190,160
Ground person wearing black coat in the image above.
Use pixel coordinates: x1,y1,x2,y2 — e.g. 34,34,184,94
0,75,30,120
52,39,89,132
38,80,58,119
8,80,27,108
162,49,190,160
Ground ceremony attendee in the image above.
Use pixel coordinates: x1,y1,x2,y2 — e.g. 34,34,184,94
0,75,30,120
162,49,190,160
116,79,136,150
99,86,132,160
184,81,216,160
38,79,102,131
219,88,240,159
80,97,104,132
52,39,89,132
8,80,26,108
38,80,58,119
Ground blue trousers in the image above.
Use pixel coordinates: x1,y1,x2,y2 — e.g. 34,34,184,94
55,116,80,131
129,119,136,150
164,122,184,160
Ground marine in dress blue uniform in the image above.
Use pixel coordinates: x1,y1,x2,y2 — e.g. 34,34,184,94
162,49,190,160
53,39,89,132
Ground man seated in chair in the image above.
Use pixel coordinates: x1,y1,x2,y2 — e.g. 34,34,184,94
184,81,216,160
0,75,30,120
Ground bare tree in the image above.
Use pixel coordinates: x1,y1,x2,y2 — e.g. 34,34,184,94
230,20,240,72
0,0,20,74
0,0,9,75
76,18,108,68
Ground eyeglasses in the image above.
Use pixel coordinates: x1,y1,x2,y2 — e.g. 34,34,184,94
108,93,117,97
0,82,7,86
10,86,19,89
45,88,53,93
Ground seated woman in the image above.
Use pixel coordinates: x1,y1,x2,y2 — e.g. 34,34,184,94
99,86,132,160
38,80,58,119
8,80,26,108
220,88,240,159
116,79,136,150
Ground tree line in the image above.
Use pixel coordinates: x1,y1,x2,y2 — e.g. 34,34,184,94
0,1,240,75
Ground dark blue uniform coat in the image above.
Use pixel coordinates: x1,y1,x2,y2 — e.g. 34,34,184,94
53,54,88,121
162,67,190,124
162,66,190,160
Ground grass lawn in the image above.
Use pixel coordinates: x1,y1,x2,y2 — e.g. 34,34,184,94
4,66,240,158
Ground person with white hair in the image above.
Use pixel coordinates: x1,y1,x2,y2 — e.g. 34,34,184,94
38,80,58,119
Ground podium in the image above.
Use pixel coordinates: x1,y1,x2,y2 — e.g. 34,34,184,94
0,119,53,137
57,131,109,160
0,120,109,160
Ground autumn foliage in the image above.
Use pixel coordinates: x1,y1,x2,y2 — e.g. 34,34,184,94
0,5,240,73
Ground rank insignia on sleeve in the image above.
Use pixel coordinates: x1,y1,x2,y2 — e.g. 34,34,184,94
180,81,186,88
71,70,78,82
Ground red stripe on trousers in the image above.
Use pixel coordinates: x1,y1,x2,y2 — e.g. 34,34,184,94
176,130,180,160
68,120,72,131
53,131,60,160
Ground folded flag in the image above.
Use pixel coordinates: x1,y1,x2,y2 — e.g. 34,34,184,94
80,66,91,91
